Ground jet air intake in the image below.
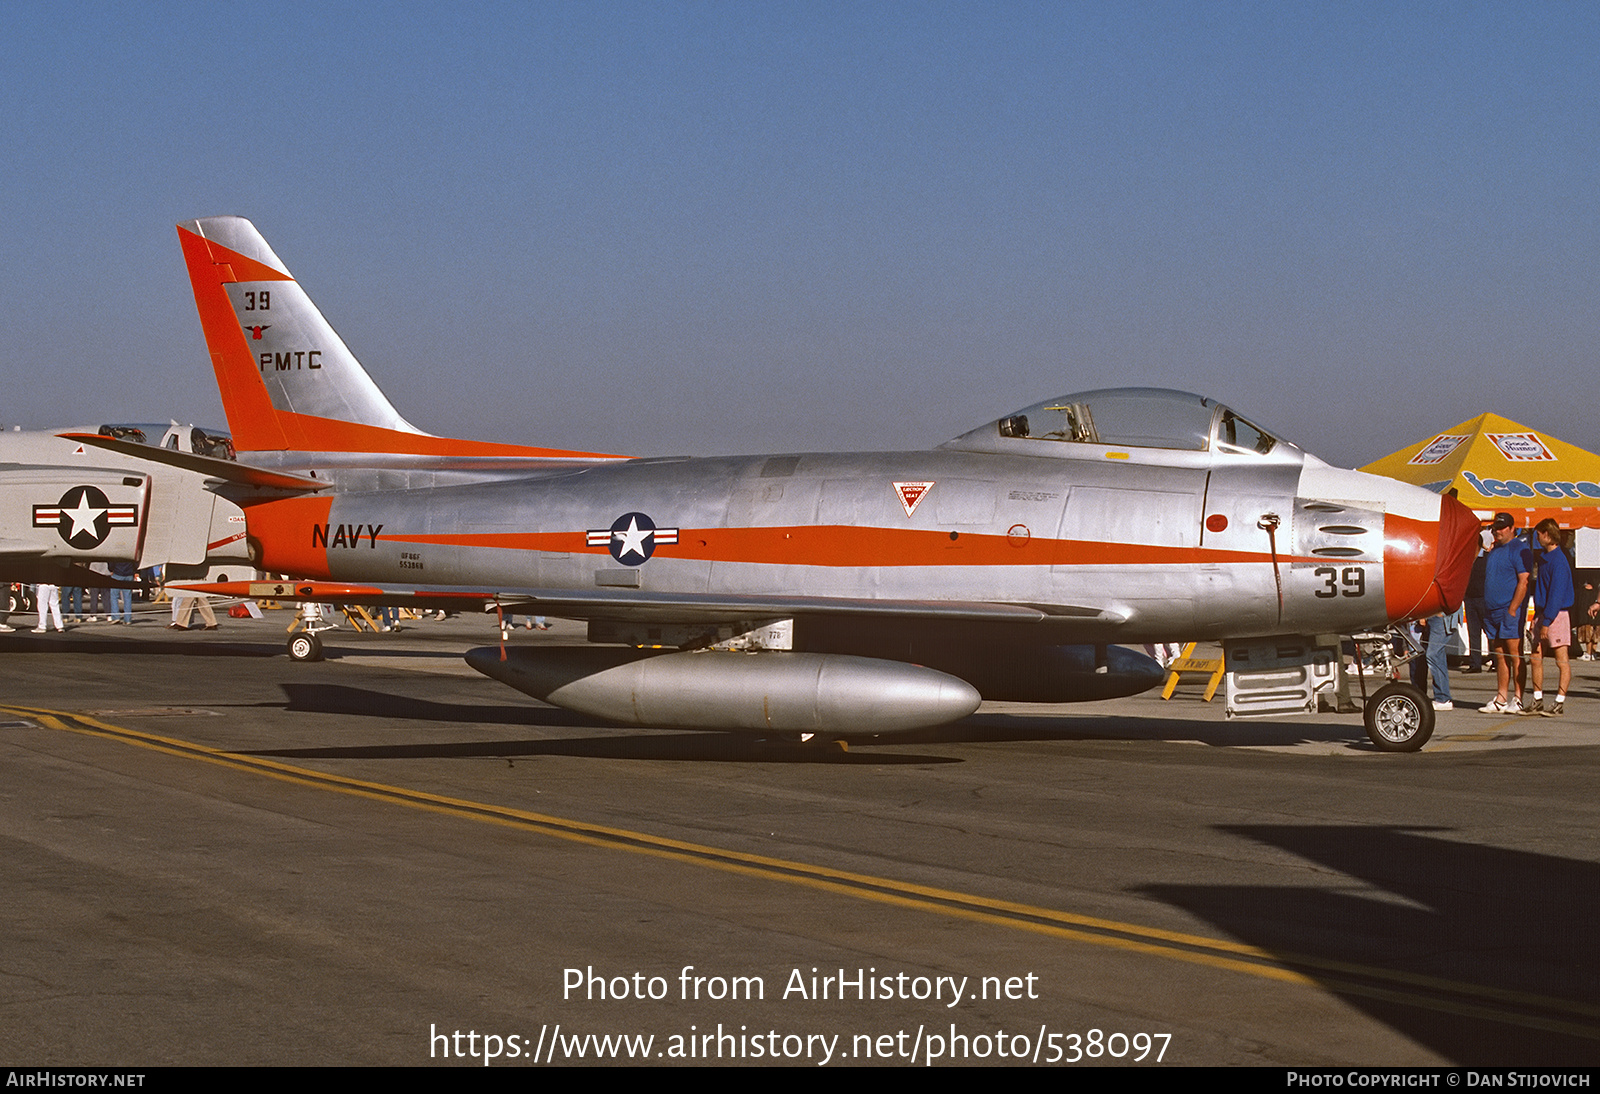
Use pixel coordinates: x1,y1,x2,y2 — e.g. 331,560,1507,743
464,647,982,734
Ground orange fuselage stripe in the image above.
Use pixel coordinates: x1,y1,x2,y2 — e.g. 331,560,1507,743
284,522,1332,570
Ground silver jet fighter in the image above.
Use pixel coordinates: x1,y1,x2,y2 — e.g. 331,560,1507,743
175,217,1479,741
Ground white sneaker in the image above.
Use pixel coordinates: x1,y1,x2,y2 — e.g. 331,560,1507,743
1507,696,1523,714
1481,697,1510,714
1432,700,1454,711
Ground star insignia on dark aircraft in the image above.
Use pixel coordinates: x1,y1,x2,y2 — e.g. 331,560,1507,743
33,486,138,549
586,512,679,566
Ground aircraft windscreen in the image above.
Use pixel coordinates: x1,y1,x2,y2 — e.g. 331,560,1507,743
997,389,1216,451
1215,409,1277,456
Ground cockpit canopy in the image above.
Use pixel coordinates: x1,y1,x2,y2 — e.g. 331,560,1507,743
945,388,1289,457
97,422,236,461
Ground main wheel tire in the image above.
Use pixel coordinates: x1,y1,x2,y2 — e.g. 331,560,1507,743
287,632,323,662
1363,681,1433,752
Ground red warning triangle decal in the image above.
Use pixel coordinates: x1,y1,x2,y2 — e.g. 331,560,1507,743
893,480,935,517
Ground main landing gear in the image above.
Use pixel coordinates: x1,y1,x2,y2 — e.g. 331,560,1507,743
287,631,323,662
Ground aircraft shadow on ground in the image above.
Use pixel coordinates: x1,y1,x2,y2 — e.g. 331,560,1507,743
274,682,589,727
1141,825,1600,1064
245,684,960,764
0,633,280,659
0,630,486,662
248,684,1384,761
959,711,1375,749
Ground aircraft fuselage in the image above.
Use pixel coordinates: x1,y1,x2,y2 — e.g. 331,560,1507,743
242,437,1467,647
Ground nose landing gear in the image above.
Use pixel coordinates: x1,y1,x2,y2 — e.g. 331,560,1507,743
1362,681,1433,752
1349,629,1433,752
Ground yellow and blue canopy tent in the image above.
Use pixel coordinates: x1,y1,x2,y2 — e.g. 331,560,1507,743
1361,413,1600,529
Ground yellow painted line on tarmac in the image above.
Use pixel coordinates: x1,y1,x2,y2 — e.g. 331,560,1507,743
1433,716,1528,747
1436,730,1513,744
8,702,1599,1042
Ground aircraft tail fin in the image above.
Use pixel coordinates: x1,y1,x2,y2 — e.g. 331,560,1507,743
177,216,616,463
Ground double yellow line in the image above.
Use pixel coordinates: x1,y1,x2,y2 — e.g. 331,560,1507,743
8,703,1597,1042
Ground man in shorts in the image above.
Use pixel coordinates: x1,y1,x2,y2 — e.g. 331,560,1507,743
1526,518,1574,716
1480,513,1529,715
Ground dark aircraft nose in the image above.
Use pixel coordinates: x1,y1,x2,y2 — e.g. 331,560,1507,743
1383,491,1481,621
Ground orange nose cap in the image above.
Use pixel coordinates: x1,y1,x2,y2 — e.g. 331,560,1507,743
1383,492,1481,622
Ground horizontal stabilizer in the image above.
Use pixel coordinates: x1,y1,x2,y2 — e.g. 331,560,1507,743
58,434,325,492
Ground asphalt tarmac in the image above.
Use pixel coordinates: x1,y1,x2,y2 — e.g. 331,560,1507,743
3,607,1598,1066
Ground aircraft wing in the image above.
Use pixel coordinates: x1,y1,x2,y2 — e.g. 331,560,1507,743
57,434,325,493
488,590,1112,625
168,579,1122,627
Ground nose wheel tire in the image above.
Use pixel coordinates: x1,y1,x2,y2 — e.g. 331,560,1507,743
288,632,323,662
1363,682,1433,752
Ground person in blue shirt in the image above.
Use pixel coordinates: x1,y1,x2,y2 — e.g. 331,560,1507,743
1480,513,1530,715
1525,518,1575,716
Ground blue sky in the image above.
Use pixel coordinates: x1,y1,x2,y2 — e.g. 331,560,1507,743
2,2,1596,466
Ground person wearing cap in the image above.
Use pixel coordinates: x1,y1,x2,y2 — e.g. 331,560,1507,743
1525,519,1574,716
1480,513,1530,715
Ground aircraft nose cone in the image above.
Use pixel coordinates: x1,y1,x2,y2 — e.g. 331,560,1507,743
1383,491,1481,621
1431,492,1481,610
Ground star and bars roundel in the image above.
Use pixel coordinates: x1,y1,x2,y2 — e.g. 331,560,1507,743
33,486,139,549
586,512,679,566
